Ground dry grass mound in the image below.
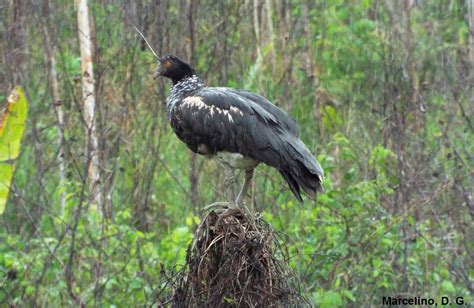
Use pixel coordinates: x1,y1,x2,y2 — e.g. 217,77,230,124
152,207,309,307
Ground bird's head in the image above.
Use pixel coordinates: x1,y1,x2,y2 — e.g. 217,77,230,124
154,55,195,84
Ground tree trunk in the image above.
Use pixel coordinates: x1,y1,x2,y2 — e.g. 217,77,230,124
42,0,66,214
403,0,421,129
468,0,474,66
468,0,474,115
264,0,275,65
76,0,102,212
187,0,200,210
253,0,261,57
6,0,25,86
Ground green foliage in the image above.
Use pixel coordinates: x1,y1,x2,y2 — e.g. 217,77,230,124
1,0,473,306
0,87,28,214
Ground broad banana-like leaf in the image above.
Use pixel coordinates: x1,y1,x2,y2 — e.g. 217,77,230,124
0,87,28,215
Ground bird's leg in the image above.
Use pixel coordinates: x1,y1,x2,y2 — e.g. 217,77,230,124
224,164,236,206
236,169,254,207
202,164,236,213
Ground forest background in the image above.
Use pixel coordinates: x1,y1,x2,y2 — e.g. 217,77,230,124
1,0,473,306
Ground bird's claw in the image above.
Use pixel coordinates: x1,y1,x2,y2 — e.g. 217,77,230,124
202,199,252,222
202,201,235,212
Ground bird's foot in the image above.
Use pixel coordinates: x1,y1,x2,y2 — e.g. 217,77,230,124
202,199,253,221
201,201,240,230
200,200,257,233
202,201,236,213
236,202,252,219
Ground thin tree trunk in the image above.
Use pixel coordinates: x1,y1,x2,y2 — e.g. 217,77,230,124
41,0,66,213
468,0,474,66
403,0,421,129
44,36,66,213
253,0,261,57
77,2,105,304
50,48,67,213
6,0,25,86
468,0,474,115
264,0,275,64
76,0,102,212
187,0,195,65
187,0,199,209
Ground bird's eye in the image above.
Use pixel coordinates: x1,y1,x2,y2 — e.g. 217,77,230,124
164,60,173,69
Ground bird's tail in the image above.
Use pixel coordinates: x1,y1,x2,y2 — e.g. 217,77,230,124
277,133,324,202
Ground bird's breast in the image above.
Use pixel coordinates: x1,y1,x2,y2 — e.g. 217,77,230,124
214,151,259,170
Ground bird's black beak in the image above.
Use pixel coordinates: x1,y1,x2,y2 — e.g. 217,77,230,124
153,63,162,80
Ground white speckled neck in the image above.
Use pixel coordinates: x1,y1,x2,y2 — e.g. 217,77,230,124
166,75,205,117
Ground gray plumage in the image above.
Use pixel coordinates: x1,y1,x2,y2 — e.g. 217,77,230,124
156,55,324,202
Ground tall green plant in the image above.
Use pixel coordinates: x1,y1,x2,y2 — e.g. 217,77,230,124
0,87,28,214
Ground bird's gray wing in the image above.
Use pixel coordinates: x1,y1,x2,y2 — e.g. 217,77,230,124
170,88,323,201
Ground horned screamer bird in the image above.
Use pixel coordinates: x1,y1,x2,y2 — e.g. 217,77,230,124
154,55,324,208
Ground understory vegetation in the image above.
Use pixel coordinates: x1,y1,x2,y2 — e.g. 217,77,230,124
1,0,473,306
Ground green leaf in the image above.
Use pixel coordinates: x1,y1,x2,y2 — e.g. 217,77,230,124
0,164,14,215
342,289,356,302
26,285,36,295
372,258,383,269
321,291,343,308
441,280,455,293
0,87,28,215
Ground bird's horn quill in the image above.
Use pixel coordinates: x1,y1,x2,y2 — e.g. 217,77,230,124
133,25,159,59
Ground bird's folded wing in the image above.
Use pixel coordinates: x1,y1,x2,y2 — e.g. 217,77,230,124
171,88,276,155
171,88,323,201
222,88,300,136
